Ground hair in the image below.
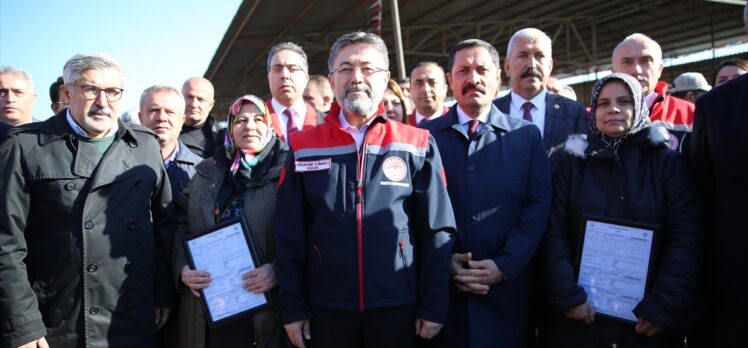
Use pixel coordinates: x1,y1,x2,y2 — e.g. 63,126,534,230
307,74,333,96
63,53,122,86
447,39,501,73
386,79,408,123
49,76,64,102
0,66,34,90
409,61,446,81
506,28,553,59
612,33,662,64
714,58,748,84
328,31,389,73
267,42,308,73
139,85,183,109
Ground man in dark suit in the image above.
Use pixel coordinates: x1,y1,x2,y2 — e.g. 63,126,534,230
493,28,588,152
421,38,551,348
689,5,748,347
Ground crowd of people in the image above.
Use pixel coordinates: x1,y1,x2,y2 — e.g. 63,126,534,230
0,4,746,348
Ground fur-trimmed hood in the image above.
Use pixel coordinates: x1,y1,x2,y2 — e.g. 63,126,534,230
563,124,671,158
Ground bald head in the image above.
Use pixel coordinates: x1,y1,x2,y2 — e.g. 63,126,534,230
181,77,215,127
611,33,663,95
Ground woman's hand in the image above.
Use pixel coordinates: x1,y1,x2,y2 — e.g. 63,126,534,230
564,301,595,324
180,265,211,297
242,263,277,293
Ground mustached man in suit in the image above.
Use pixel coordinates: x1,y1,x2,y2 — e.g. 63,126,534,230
493,28,588,152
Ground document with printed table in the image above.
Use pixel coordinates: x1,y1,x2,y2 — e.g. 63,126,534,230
183,216,271,327
575,215,659,323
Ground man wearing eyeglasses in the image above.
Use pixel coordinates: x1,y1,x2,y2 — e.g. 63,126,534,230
0,53,174,348
265,42,318,141
275,31,456,348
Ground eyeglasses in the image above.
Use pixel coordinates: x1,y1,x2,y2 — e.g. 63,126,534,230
330,64,388,78
269,64,306,74
76,84,124,101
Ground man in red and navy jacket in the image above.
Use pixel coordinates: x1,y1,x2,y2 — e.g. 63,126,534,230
275,32,456,348
612,33,694,154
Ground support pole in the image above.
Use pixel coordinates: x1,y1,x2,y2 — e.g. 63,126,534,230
390,0,406,80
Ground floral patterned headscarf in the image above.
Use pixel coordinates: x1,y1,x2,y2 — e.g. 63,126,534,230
588,72,650,154
224,95,274,175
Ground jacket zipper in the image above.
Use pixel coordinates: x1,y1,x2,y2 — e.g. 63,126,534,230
356,139,367,311
399,239,411,290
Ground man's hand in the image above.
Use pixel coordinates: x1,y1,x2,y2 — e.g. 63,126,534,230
155,307,171,331
564,302,595,324
242,263,277,293
635,317,663,337
451,253,504,295
17,337,48,348
284,320,311,348
415,317,443,339
180,265,211,297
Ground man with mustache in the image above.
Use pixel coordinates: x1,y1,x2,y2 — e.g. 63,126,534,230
275,31,456,348
493,28,588,152
0,53,174,348
0,66,36,126
139,85,201,200
420,39,551,348
611,33,694,154
265,42,317,142
407,61,449,126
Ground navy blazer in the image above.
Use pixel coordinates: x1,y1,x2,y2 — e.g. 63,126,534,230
493,92,588,151
420,104,552,348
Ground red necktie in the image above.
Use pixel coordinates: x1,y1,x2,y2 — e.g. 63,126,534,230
522,102,534,122
467,119,480,140
284,108,298,136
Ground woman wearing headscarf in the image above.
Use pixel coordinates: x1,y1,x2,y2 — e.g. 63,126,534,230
541,73,702,347
173,95,291,348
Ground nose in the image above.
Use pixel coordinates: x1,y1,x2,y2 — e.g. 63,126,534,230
155,109,169,122
350,67,365,83
95,89,108,106
634,63,643,75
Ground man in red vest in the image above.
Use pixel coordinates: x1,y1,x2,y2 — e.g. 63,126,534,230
265,42,317,141
611,33,694,154
407,61,450,126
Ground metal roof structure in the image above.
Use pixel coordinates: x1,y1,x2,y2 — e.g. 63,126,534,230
205,0,747,117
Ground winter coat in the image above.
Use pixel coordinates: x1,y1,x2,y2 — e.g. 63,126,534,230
0,110,174,348
172,137,289,348
542,125,702,347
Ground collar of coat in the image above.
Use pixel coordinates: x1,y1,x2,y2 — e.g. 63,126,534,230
430,103,520,133
563,123,670,159
37,108,153,147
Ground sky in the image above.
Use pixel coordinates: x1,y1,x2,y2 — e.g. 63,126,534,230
0,0,242,121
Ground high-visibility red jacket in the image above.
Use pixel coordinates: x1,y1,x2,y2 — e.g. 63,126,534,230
650,81,694,153
275,102,456,325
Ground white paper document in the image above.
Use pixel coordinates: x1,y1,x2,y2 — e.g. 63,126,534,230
577,219,655,322
186,222,268,322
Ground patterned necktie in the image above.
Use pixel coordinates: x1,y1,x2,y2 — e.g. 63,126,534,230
467,119,480,140
284,108,298,136
521,101,534,122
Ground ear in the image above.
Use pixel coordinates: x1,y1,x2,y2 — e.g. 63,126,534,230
446,73,454,93
494,69,503,97
61,84,71,100
549,58,554,75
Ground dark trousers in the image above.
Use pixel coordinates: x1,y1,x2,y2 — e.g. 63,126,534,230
310,305,416,348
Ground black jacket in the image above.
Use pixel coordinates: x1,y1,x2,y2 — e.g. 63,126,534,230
0,111,174,347
543,126,702,338
179,115,222,158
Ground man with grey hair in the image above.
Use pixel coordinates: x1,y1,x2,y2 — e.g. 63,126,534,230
265,42,317,141
0,53,174,348
493,28,587,151
275,31,456,348
611,33,694,154
0,66,36,126
690,3,748,347
421,38,551,348
139,85,201,199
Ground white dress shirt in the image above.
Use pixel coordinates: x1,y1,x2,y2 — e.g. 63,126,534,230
456,105,490,135
509,90,547,136
271,97,308,139
415,109,443,125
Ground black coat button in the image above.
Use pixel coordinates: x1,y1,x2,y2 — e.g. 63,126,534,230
89,306,99,315
127,220,136,229
468,165,475,172
87,264,98,272
133,179,142,188
84,220,95,230
64,182,77,191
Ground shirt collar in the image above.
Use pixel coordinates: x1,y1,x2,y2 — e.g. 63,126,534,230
415,108,443,124
163,143,179,167
271,97,307,117
510,89,547,111
65,109,119,138
338,109,376,132
456,104,490,125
